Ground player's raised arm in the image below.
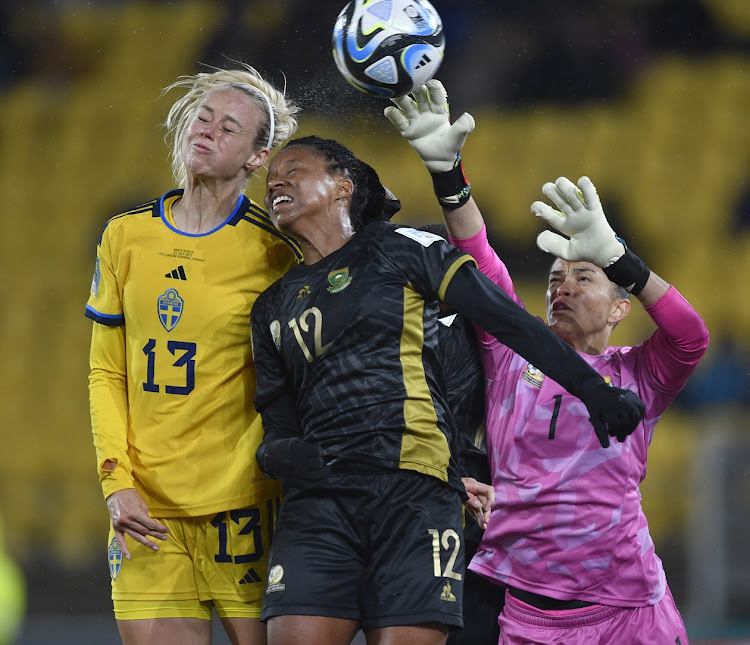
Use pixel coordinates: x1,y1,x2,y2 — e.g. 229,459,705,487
385,80,482,239
531,175,669,306
532,175,709,390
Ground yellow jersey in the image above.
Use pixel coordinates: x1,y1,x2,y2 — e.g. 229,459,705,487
86,190,301,517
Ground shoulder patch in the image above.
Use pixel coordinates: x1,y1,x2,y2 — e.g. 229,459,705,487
90,257,101,296
394,227,444,247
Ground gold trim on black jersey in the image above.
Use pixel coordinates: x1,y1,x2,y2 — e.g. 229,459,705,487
438,256,476,302
398,284,450,482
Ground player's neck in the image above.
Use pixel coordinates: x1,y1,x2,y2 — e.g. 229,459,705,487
285,211,356,265
173,183,242,234
299,230,354,265
556,329,612,356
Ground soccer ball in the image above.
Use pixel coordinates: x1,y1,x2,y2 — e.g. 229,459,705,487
332,0,445,99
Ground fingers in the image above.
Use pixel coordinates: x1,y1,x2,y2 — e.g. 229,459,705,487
540,181,564,210
453,112,476,137
114,531,131,561
383,105,409,132
577,176,601,209
113,514,169,553
113,519,167,561
608,390,644,442
551,177,585,211
461,477,494,529
107,489,169,558
591,418,611,449
531,201,567,229
389,93,419,120
463,496,486,528
536,230,571,259
424,78,448,114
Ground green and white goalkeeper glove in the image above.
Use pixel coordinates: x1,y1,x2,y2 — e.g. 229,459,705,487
532,176,651,295
385,79,475,209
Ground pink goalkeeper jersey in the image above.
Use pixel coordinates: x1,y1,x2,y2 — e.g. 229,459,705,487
453,225,709,607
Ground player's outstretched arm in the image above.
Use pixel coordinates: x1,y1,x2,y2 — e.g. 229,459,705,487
444,263,645,447
532,176,669,305
385,79,482,239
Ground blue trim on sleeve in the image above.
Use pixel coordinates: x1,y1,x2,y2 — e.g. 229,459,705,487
85,305,125,326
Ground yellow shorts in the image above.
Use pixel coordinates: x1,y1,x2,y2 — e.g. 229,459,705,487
108,493,281,621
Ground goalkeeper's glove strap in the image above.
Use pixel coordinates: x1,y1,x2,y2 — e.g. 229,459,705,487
431,154,471,210
603,247,651,296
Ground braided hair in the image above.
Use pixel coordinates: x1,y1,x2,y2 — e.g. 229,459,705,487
282,136,390,232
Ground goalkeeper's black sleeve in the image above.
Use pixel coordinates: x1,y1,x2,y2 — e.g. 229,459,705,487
444,263,644,447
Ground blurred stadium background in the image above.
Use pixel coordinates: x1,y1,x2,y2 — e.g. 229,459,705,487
0,0,748,643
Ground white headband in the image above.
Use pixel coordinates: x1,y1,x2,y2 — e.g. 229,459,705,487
257,89,275,150
231,83,275,150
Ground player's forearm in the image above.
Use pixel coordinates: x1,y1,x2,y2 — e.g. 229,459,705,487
257,389,303,442
440,196,483,240
444,264,605,397
644,286,710,355
89,323,134,497
634,270,670,308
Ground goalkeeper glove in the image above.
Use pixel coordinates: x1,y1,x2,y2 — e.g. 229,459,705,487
532,176,651,294
384,79,475,209
576,379,646,448
256,437,331,490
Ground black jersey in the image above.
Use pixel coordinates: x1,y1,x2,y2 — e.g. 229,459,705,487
437,312,488,484
252,222,476,491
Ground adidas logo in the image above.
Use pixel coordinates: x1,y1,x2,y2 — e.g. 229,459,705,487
415,54,432,69
165,265,187,280
239,568,263,585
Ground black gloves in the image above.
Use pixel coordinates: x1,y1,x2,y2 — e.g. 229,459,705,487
577,380,646,448
256,437,331,490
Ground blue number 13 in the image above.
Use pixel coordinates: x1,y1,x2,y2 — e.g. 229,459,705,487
142,339,196,395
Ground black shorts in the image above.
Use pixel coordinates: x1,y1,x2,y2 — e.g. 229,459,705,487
261,469,465,630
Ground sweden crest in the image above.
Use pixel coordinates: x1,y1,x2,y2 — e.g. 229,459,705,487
108,536,123,580
158,288,184,332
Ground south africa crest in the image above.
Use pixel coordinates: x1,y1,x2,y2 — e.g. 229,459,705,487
327,267,352,293
158,288,184,331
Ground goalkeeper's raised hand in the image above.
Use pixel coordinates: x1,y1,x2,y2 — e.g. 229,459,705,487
532,176,624,268
532,176,651,295
384,79,475,173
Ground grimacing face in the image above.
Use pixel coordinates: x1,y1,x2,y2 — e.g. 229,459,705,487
545,258,628,343
182,87,265,182
265,146,345,233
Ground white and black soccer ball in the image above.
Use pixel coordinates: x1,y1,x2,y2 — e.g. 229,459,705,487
332,0,445,99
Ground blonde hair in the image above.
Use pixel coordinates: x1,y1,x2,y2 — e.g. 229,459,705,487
163,63,300,187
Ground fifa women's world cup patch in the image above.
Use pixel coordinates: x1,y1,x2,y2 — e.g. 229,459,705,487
522,363,545,388
270,320,282,351
90,258,101,296
108,536,124,580
395,227,443,247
